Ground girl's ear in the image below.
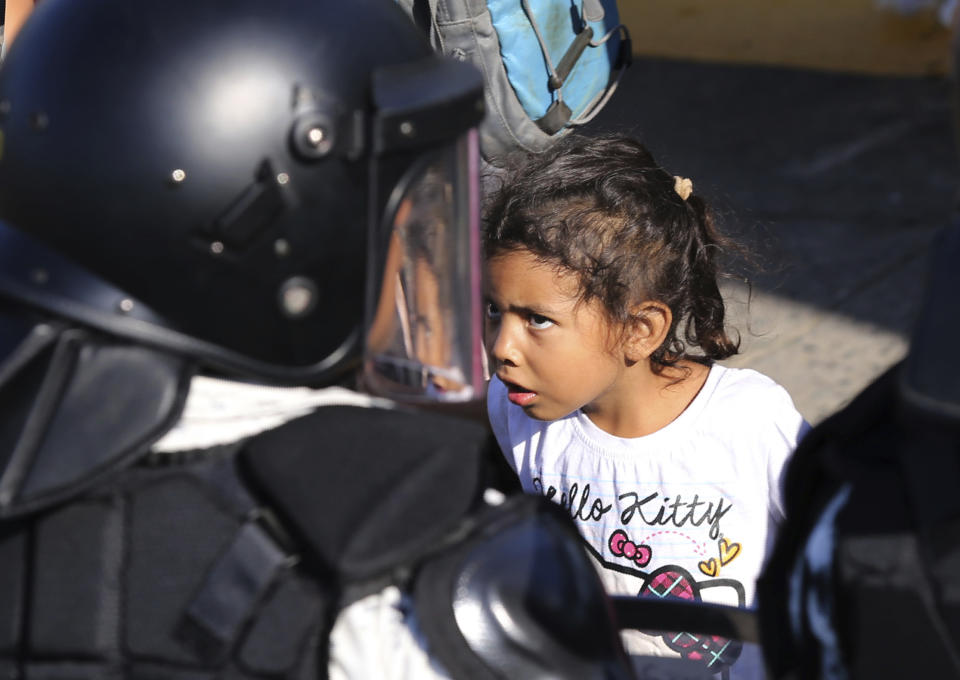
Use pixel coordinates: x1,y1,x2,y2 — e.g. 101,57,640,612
624,301,672,363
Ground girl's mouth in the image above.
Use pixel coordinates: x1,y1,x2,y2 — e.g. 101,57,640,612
504,380,537,407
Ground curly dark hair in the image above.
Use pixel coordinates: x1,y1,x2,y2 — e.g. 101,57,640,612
483,133,741,373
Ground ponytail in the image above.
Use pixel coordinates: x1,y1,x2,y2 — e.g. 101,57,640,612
682,195,740,361
647,189,742,374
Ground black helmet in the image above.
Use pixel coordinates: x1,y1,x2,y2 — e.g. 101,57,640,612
0,0,486,395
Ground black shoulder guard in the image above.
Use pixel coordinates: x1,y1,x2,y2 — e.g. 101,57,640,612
413,495,635,680
240,404,502,586
0,320,191,519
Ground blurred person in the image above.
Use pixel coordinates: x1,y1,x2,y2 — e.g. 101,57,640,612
874,0,958,27
754,20,960,680
0,0,637,677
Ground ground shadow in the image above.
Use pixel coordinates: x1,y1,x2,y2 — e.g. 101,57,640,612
589,57,959,339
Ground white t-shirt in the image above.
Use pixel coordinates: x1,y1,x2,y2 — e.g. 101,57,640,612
488,364,809,678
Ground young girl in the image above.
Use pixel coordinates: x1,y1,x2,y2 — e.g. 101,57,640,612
483,134,808,677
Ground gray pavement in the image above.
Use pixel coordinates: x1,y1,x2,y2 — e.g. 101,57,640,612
589,58,959,423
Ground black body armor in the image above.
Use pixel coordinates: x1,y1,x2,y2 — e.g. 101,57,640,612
757,223,960,679
0,401,634,680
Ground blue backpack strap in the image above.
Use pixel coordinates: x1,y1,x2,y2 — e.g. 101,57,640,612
487,0,630,134
394,0,630,163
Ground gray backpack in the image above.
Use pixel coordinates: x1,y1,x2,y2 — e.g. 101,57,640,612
396,0,630,165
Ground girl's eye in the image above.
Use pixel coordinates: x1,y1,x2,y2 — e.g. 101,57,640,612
485,302,501,321
529,314,554,330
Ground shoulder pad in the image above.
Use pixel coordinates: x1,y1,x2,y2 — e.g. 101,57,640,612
0,323,191,519
240,405,494,582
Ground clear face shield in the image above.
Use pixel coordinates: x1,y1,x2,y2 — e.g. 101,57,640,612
363,130,485,403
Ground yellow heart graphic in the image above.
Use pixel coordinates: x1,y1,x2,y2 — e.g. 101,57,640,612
698,557,719,577
719,538,742,566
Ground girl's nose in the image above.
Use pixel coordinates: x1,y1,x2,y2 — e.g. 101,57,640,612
487,321,520,367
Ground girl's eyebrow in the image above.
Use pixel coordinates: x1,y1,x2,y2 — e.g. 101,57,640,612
503,302,563,318
484,292,568,317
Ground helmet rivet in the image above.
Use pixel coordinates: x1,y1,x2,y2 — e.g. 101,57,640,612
483,488,506,506
276,172,290,185
291,115,334,159
118,298,135,313
399,121,415,137
31,268,48,284
171,168,186,183
306,127,326,147
274,238,291,257
210,241,225,255
279,276,317,318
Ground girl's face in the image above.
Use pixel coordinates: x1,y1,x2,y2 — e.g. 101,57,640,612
484,248,630,422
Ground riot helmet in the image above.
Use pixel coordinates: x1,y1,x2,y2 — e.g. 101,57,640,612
0,0,486,400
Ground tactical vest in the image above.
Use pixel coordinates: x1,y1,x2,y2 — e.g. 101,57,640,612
0,403,632,679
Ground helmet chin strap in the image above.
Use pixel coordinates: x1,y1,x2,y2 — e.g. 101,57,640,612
0,320,194,519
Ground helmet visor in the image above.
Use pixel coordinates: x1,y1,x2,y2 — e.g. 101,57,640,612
364,130,484,402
